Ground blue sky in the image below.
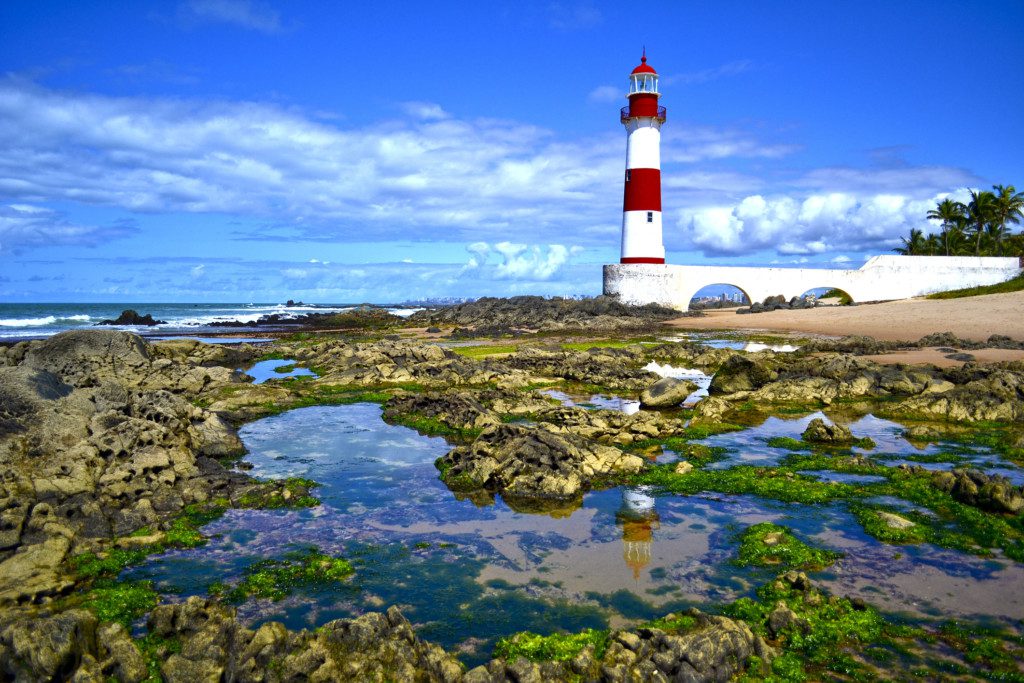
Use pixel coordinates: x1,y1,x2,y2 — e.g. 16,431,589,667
1,0,1022,303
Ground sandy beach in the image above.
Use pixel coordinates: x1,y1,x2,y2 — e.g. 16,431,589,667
668,290,1024,343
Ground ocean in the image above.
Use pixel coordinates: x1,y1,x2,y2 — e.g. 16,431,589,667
0,303,423,343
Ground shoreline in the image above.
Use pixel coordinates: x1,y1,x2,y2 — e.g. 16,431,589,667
669,290,1024,342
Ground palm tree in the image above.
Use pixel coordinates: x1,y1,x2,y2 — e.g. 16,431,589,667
965,189,997,256
926,198,966,256
990,184,1024,256
893,227,929,255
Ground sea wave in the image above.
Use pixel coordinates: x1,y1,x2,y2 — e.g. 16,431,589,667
0,316,58,327
0,314,94,327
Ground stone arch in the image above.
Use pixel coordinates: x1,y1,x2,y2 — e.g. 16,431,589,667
684,283,752,311
799,286,855,305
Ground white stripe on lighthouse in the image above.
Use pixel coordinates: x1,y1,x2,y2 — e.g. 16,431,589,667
625,122,661,170
621,211,665,261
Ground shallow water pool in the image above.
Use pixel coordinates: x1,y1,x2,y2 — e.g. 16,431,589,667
127,404,1024,663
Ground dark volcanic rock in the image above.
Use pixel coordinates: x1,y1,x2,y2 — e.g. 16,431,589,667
98,309,165,326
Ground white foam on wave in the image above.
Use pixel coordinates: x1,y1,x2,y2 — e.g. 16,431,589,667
0,316,58,327
161,305,357,327
387,307,424,318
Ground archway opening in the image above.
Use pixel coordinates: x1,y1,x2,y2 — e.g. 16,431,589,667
801,286,854,306
688,284,751,311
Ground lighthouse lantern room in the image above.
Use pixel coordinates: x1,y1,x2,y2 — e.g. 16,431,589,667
619,52,666,264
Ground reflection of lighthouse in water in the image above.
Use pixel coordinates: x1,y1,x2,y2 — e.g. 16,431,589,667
616,486,661,580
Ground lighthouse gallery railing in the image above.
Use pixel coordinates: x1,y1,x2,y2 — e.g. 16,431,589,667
621,106,667,123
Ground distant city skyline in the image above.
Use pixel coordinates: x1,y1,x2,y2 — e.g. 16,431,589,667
1,0,1022,302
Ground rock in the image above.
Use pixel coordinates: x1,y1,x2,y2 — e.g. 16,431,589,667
383,391,501,433
98,310,165,326
878,511,915,530
0,608,99,681
0,365,73,437
426,326,442,333
767,601,810,638
674,461,694,475
409,295,680,332
801,418,854,444
931,469,1024,514
689,396,731,424
485,610,773,682
436,423,644,503
0,536,73,604
709,354,777,394
639,377,697,408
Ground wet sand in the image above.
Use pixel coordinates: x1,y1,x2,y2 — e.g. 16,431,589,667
668,291,1024,343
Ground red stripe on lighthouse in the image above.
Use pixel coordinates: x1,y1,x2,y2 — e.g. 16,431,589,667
628,93,660,118
623,168,661,211
621,257,665,264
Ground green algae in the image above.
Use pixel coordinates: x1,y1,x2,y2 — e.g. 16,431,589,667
213,548,354,603
632,463,859,504
935,621,1024,680
385,412,483,439
81,580,158,629
725,577,888,677
735,523,841,570
640,613,698,633
136,633,181,683
766,436,809,451
451,344,519,359
628,437,728,466
493,628,609,662
854,472,1024,561
237,477,321,509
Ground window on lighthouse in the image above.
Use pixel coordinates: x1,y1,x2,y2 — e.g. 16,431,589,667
647,211,653,223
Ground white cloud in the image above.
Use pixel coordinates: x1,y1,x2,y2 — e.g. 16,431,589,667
831,255,851,263
665,60,754,86
0,203,134,254
400,101,449,120
587,85,621,103
679,192,940,256
190,264,206,278
179,0,283,33
493,242,576,280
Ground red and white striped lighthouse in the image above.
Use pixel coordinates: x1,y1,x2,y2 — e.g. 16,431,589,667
620,52,666,264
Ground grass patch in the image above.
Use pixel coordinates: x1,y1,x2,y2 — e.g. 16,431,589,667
493,628,609,662
735,523,842,570
212,548,354,603
926,272,1024,299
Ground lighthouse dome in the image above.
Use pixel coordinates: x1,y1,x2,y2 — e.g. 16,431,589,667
631,55,657,75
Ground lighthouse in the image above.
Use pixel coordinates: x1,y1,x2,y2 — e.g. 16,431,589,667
619,52,666,264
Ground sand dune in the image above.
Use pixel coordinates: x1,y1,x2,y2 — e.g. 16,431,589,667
667,290,1024,342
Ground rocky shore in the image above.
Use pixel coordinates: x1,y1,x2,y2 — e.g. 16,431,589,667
2,318,1023,681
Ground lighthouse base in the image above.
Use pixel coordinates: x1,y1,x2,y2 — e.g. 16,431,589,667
603,257,1023,312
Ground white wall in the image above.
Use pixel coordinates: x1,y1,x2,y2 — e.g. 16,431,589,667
604,256,1022,311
